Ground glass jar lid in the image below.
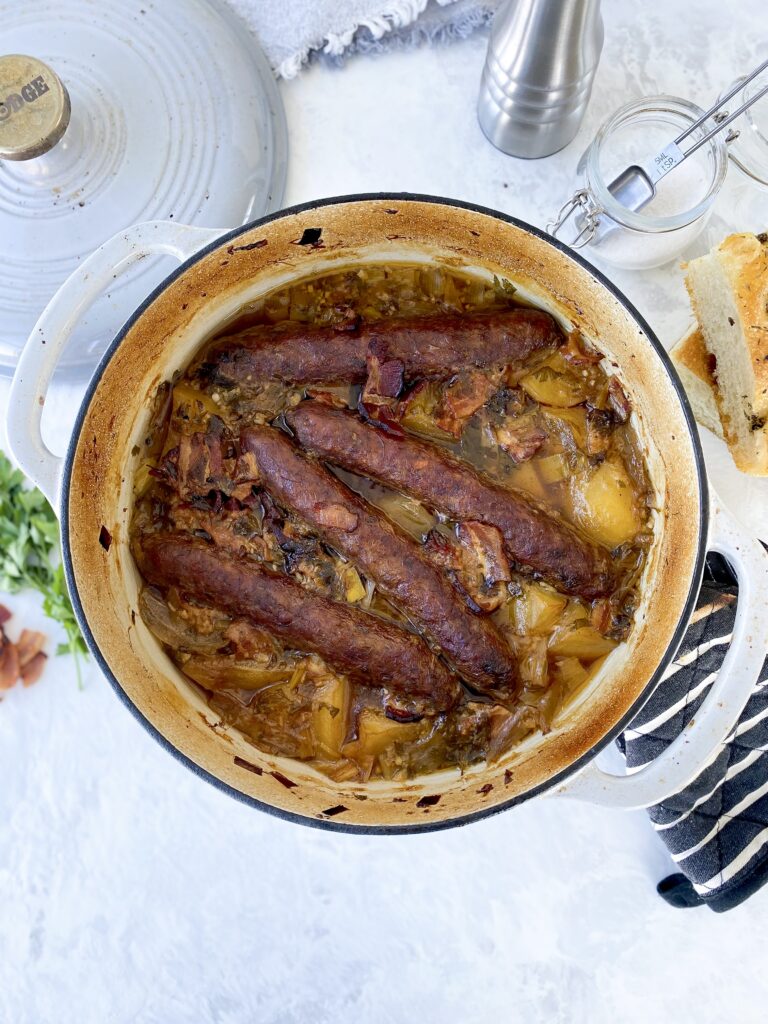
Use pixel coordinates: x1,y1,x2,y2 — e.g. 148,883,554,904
720,75,768,189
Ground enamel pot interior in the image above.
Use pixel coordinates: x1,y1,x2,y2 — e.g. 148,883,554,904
63,196,705,832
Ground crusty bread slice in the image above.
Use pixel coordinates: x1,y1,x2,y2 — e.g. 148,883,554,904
685,232,768,476
671,325,723,438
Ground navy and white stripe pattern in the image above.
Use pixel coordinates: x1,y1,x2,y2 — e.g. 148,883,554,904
619,556,768,912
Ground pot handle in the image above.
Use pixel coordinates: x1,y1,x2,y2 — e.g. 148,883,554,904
555,490,768,809
6,220,226,511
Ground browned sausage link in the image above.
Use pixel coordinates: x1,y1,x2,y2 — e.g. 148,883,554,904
139,535,461,712
206,308,561,386
240,425,519,699
286,404,615,600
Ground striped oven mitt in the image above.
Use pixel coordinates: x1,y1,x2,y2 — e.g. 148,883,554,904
619,553,768,912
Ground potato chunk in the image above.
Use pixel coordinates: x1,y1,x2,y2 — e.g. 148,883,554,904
535,453,569,485
341,565,366,603
313,674,349,756
548,626,617,660
569,456,642,548
508,460,548,500
511,582,568,635
520,366,588,407
343,709,427,760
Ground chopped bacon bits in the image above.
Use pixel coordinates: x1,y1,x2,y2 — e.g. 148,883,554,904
357,400,406,436
492,414,547,463
177,432,217,495
0,633,20,690
233,450,259,485
369,357,404,401
0,618,48,690
424,523,510,614
364,339,404,396
21,652,48,687
434,370,501,438
454,522,511,613
360,339,405,424
15,629,47,667
161,420,260,501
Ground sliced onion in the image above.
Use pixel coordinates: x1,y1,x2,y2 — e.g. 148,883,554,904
182,654,295,690
139,587,226,654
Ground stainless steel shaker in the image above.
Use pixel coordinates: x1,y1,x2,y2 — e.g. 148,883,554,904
478,0,604,159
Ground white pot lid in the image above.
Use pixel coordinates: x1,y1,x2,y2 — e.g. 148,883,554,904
0,0,287,377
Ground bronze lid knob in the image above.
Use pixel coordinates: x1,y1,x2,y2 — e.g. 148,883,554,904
0,54,71,161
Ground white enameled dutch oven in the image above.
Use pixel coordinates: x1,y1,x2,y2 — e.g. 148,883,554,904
7,195,768,832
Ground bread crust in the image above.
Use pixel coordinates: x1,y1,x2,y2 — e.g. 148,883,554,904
674,324,716,385
684,232,768,475
671,326,723,439
715,232,768,418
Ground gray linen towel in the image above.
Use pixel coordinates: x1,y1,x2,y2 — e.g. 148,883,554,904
227,0,498,78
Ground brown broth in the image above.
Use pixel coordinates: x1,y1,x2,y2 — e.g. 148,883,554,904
130,263,653,782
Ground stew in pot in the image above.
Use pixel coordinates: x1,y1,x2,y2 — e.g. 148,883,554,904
130,264,653,782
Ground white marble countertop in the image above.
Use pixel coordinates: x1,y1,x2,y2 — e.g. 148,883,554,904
2,3,768,1021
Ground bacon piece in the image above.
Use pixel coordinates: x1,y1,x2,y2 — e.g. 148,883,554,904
163,422,259,500
492,413,547,463
363,339,404,401
15,630,47,668
177,432,213,495
170,503,270,562
305,390,349,410
434,370,501,438
232,450,260,489
21,652,47,687
590,599,613,635
359,339,406,430
0,629,20,690
424,524,510,613
456,522,511,608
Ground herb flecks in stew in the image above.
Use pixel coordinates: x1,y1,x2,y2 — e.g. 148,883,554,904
130,264,653,782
